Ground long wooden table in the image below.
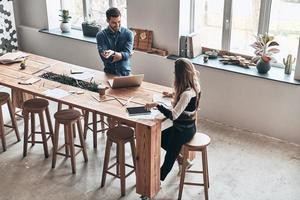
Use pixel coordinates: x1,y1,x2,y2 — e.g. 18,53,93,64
0,52,172,198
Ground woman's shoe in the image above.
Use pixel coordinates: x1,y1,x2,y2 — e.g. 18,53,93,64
177,159,193,176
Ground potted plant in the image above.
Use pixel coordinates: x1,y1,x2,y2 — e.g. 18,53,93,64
59,9,72,33
251,33,280,74
82,14,101,37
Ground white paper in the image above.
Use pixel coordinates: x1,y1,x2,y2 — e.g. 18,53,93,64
153,94,172,108
19,77,41,85
128,109,161,120
42,88,70,99
69,71,94,81
0,52,28,64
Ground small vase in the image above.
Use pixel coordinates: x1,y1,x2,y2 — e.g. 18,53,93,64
60,22,71,33
256,58,271,74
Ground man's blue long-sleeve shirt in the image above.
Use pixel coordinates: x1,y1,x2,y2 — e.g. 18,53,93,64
96,27,133,76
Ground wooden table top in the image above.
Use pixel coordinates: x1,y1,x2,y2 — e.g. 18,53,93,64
0,52,172,127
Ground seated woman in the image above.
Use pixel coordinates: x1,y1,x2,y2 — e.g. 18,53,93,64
145,58,201,182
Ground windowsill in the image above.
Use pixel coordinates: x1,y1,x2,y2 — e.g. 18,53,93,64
39,28,300,85
39,28,97,44
167,55,300,85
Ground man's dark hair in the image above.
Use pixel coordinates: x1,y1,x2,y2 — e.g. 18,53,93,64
106,7,121,19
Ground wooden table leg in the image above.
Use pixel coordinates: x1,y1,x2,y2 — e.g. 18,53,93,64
135,122,161,198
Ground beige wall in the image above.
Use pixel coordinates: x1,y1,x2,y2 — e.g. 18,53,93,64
12,0,300,144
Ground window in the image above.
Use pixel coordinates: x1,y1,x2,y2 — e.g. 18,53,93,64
66,0,127,30
193,0,300,64
194,0,224,50
269,0,300,62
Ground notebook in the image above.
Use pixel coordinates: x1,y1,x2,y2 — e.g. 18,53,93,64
126,106,151,116
108,74,144,89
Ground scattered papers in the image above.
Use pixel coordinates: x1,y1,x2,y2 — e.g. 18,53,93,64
153,94,172,108
18,77,41,85
128,109,161,120
69,71,94,81
42,88,70,99
0,52,28,64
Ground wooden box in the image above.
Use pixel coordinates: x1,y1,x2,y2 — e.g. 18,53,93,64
130,28,153,51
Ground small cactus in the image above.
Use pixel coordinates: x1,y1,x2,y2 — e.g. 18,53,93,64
283,54,296,74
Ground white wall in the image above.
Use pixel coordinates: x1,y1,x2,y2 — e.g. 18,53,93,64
12,0,300,145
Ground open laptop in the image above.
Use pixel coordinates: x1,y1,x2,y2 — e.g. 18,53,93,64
108,74,144,89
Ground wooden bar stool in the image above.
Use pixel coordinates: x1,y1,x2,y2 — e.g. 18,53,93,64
22,98,53,158
83,111,109,148
178,132,211,200
0,92,21,151
101,126,136,196
52,109,88,174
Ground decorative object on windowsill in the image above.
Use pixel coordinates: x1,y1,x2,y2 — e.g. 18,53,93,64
203,55,209,63
204,50,218,59
130,28,153,51
283,54,296,75
251,33,280,74
219,55,255,69
59,9,72,33
147,48,168,56
39,72,99,92
82,14,101,37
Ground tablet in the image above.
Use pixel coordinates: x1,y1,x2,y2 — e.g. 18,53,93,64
126,106,151,116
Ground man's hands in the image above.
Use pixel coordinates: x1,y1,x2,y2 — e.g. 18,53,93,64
101,50,122,63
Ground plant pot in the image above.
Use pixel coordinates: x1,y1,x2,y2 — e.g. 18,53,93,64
82,22,101,37
256,58,271,74
60,22,71,33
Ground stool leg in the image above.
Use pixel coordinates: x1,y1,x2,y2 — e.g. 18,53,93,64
52,120,60,169
83,110,89,140
77,119,88,162
0,106,7,151
129,139,136,170
119,141,126,196
57,102,62,111
64,125,69,157
178,147,189,200
100,115,105,133
101,139,112,187
38,112,49,158
68,106,76,138
116,144,120,175
202,148,209,200
68,123,76,174
45,107,54,146
23,111,29,157
92,112,97,148
7,99,20,142
31,112,35,146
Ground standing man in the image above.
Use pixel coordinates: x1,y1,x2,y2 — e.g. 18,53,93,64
96,7,133,76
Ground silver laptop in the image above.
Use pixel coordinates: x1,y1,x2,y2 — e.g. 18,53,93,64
108,74,144,89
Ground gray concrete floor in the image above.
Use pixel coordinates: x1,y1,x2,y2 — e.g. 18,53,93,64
0,86,299,200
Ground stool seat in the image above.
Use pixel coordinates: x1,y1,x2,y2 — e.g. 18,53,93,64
23,98,49,111
54,109,81,123
0,92,10,105
107,126,134,141
185,133,211,149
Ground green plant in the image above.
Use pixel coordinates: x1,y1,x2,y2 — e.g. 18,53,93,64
59,10,72,23
283,54,296,74
251,33,280,63
40,72,99,92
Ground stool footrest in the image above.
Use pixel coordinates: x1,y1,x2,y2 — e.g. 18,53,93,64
184,182,204,186
186,170,203,174
4,124,13,128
